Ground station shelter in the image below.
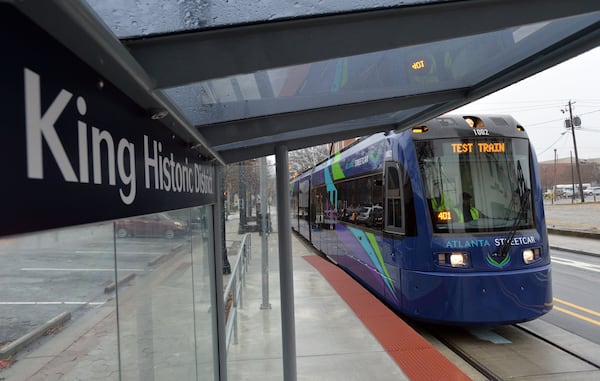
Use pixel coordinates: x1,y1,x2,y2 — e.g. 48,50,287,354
1,1,599,380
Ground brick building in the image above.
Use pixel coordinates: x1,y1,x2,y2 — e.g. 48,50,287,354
539,157,600,190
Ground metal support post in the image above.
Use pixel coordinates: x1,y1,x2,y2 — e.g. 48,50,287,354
260,156,271,309
275,145,297,381
212,164,228,381
222,172,231,274
239,162,247,233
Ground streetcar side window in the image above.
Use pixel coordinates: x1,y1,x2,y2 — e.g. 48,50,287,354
335,174,383,229
385,163,404,233
299,179,310,225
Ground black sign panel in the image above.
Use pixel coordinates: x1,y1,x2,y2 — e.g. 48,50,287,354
0,5,216,237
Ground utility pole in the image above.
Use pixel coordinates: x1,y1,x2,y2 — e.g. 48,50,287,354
565,100,585,203
553,149,557,205
570,151,575,204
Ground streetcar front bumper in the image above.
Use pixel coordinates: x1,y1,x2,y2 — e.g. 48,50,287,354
400,264,552,325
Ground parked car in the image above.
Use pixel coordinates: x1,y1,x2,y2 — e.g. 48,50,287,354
368,205,384,227
356,206,373,224
592,187,600,196
115,213,189,239
340,207,361,222
357,205,383,227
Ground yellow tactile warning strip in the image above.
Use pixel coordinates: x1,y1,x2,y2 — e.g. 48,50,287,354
304,255,471,381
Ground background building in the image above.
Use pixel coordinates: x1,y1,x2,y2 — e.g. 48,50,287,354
539,157,600,191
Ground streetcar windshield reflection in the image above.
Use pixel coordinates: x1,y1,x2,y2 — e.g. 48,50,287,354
417,138,533,233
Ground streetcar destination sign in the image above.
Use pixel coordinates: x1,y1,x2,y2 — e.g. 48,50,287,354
450,142,506,154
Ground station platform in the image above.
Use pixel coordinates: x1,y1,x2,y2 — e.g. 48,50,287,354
225,227,476,380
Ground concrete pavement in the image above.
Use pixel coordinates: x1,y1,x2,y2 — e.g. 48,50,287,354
544,201,600,256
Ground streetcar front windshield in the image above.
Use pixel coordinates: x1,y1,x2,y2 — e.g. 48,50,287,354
416,138,533,233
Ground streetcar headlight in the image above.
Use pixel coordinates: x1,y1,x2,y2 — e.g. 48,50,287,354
437,252,470,268
451,253,465,266
522,247,541,264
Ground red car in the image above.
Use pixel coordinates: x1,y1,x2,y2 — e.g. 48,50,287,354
115,213,189,239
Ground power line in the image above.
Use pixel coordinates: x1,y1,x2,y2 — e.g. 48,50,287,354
580,109,600,116
526,108,600,127
537,132,569,156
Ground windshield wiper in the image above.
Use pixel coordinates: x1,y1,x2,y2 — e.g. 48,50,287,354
499,188,531,257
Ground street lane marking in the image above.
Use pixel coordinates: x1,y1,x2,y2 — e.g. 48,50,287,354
554,297,600,319
552,258,600,326
21,267,144,272
0,301,105,305
553,305,600,327
75,250,158,255
553,298,600,327
551,256,600,273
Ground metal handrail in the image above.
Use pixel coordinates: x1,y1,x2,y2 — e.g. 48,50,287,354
224,233,251,352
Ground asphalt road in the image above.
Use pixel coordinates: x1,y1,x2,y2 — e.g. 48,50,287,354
0,223,190,342
543,247,600,346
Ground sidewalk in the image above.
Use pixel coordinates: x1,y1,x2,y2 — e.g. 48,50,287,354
549,234,600,257
544,201,600,257
224,221,415,380
544,200,600,234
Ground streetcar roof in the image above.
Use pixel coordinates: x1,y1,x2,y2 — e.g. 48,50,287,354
292,113,532,183
12,1,600,164
409,114,530,139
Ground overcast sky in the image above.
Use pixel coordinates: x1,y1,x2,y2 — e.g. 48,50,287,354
455,46,600,163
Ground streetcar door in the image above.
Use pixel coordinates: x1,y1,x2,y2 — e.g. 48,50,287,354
384,162,405,234
383,161,405,306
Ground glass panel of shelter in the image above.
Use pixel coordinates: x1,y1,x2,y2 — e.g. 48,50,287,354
86,0,445,37
160,16,599,126
115,207,217,380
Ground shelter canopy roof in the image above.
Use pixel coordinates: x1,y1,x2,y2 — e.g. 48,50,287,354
14,0,600,163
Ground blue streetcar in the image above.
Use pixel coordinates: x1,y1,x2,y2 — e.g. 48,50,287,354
291,114,552,325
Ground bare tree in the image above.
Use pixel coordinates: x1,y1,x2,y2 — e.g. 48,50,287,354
288,145,330,175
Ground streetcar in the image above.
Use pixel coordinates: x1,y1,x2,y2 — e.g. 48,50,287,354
290,114,552,325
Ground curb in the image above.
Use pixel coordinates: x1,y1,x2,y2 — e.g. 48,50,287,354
0,311,71,358
548,228,600,257
547,228,600,240
550,245,600,258
148,243,186,266
104,243,188,294
104,272,137,294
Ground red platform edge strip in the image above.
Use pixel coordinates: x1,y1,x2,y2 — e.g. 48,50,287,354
303,255,471,381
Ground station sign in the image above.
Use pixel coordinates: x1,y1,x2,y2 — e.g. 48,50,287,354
0,5,216,237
